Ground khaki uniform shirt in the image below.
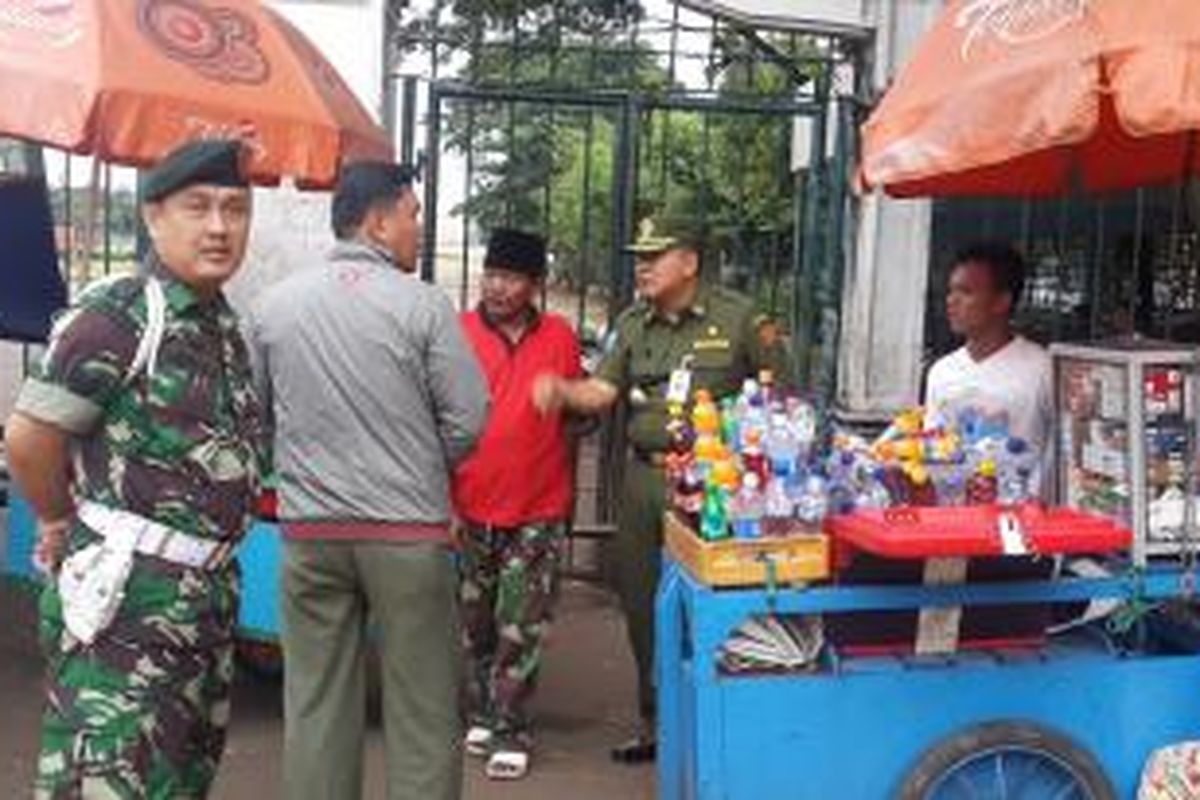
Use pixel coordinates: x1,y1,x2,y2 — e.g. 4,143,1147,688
594,283,792,453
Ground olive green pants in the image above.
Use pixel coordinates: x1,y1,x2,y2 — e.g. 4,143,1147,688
282,540,463,800
612,459,667,722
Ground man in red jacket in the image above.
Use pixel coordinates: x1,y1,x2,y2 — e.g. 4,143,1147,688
453,228,582,780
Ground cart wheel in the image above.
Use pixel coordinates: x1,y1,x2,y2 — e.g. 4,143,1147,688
899,721,1116,800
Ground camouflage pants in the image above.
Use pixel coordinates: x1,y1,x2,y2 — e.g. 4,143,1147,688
459,522,564,745
35,547,239,800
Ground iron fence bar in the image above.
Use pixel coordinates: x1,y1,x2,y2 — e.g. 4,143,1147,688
1018,196,1032,257
425,82,821,115
504,12,519,228
1053,192,1070,341
667,0,681,85
1130,187,1146,326
1169,183,1183,339
577,107,596,334
461,99,476,310
1090,197,1106,337
821,96,853,397
421,84,442,283
612,95,641,311
797,72,830,385
400,76,418,166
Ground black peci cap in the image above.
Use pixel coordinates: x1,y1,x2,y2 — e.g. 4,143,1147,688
484,228,548,278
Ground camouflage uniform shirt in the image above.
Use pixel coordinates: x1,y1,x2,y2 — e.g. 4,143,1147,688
16,263,265,539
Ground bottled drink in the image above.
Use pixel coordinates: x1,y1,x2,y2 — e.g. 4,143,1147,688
929,463,966,506
966,458,999,505
997,438,1037,505
763,471,794,529
699,480,729,541
758,369,775,407
765,411,797,479
730,473,765,540
741,428,769,484
675,465,705,527
786,397,819,461
795,473,829,525
857,468,893,510
719,397,739,450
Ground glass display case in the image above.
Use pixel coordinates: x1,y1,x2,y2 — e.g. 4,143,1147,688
1051,340,1199,564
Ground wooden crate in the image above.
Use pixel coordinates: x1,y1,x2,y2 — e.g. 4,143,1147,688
664,512,830,587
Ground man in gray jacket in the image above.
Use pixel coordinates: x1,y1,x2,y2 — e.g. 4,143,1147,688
250,161,488,800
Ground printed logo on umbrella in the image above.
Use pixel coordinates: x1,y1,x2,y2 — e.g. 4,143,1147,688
956,0,1088,59
138,0,270,85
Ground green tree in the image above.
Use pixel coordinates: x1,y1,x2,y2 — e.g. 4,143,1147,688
401,1,820,301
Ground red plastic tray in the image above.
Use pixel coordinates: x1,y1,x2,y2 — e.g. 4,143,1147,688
824,504,1131,559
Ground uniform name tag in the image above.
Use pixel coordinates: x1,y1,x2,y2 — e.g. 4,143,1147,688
693,338,730,351
666,355,694,404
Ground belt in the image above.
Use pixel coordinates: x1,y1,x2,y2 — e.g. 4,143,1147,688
77,502,237,571
632,447,667,467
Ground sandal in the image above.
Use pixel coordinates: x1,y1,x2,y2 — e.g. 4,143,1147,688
610,735,657,764
485,747,530,780
464,725,494,758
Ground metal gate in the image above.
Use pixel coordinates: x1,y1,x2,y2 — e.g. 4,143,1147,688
386,1,865,530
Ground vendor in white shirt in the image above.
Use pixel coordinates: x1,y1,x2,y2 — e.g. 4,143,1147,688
925,242,1053,477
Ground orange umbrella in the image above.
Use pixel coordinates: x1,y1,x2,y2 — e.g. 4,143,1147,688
0,0,391,188
859,0,1200,197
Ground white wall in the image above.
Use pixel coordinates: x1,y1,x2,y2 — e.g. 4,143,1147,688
225,0,387,318
837,0,944,419
271,0,386,120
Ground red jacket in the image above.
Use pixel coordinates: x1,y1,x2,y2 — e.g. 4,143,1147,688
452,309,581,527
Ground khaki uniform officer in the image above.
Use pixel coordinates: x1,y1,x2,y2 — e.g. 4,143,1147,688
532,216,791,763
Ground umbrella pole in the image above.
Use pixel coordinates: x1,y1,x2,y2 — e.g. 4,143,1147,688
72,157,101,287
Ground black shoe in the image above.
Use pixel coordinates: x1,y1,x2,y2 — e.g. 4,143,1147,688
610,736,657,764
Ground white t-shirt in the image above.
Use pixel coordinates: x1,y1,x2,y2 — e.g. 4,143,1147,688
925,335,1053,464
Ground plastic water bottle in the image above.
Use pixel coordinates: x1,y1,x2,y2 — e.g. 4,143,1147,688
786,397,819,460
730,473,765,540
823,451,857,515
734,379,759,446
764,473,794,526
857,468,893,510
795,473,829,525
765,411,797,478
997,438,1036,505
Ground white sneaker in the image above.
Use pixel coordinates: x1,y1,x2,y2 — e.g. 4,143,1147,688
465,725,494,757
485,748,530,780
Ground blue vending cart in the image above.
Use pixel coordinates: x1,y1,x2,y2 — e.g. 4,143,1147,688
657,520,1200,799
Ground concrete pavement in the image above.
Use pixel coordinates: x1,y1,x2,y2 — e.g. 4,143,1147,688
0,578,655,799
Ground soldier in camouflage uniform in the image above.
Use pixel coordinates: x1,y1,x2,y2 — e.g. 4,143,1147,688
533,216,792,763
452,229,583,780
4,139,265,799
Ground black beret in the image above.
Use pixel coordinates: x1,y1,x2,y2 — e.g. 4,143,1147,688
484,228,547,278
143,139,249,203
